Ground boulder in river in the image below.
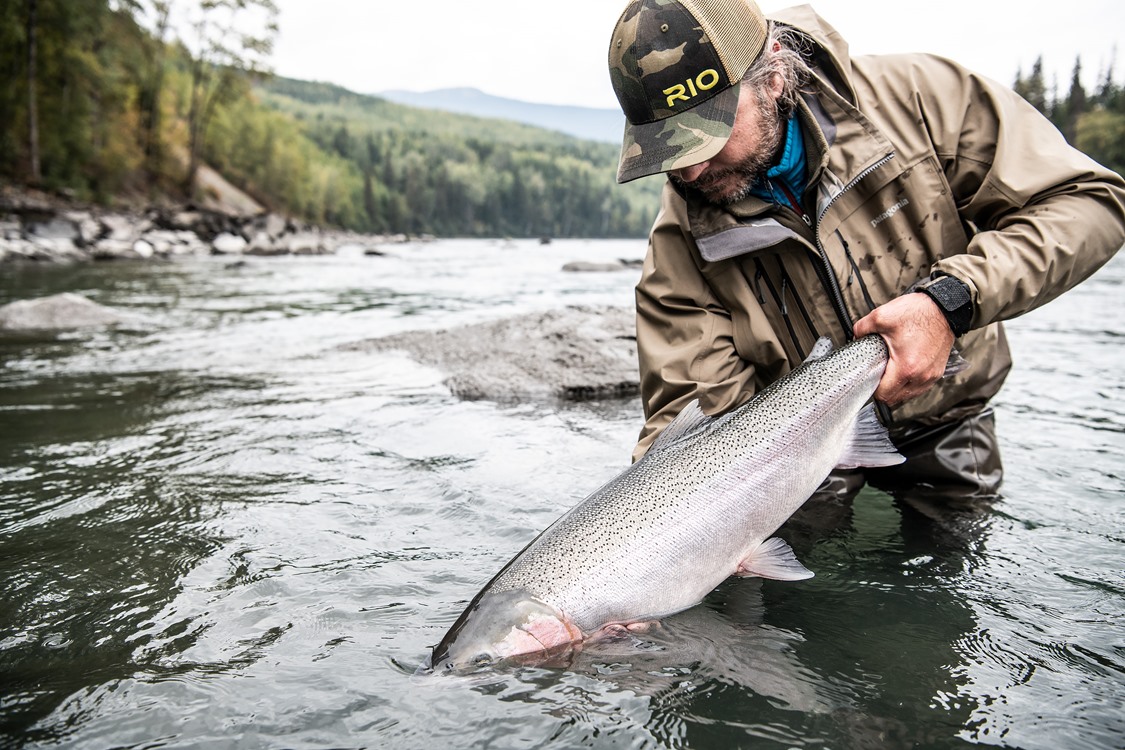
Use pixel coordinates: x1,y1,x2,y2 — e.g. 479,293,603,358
347,305,639,401
0,293,130,331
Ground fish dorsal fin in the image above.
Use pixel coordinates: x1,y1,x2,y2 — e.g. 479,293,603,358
835,402,907,469
648,399,714,455
805,336,834,363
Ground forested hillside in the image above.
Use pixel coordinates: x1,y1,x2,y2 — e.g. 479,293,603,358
227,77,662,237
0,0,660,238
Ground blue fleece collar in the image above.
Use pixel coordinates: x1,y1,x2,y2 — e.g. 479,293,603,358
750,115,808,210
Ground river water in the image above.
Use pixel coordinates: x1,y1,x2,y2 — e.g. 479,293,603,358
1,240,1122,749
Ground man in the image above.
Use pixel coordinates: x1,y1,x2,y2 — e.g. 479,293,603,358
608,0,1125,505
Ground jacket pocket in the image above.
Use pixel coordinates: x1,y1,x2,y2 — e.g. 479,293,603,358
835,155,969,305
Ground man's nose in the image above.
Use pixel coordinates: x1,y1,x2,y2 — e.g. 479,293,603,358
672,161,709,183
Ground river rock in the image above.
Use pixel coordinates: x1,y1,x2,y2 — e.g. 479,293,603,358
562,260,627,273
133,239,156,259
0,238,59,263
27,216,80,243
91,238,137,260
283,232,328,255
347,305,638,401
245,212,290,240
31,237,87,261
212,232,248,254
245,231,286,256
100,214,148,242
0,293,129,331
62,211,102,245
1,217,21,240
142,229,208,256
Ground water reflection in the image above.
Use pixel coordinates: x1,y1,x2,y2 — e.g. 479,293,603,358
0,362,279,743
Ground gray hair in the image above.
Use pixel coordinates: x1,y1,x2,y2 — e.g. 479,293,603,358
742,22,814,117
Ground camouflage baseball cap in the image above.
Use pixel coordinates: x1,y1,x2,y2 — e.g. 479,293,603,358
608,0,768,183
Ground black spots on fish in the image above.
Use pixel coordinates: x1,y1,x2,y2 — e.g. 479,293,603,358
497,337,890,602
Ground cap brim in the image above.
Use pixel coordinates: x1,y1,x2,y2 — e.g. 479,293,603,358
616,83,741,184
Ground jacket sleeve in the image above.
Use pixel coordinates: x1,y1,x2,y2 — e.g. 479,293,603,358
633,183,756,461
913,57,1125,327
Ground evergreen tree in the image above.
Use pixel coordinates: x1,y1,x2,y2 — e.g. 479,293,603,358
1063,57,1088,143
1021,56,1049,114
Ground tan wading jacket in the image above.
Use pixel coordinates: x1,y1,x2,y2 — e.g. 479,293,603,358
633,5,1125,461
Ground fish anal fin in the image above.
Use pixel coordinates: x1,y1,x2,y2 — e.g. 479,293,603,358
736,537,814,581
836,402,907,470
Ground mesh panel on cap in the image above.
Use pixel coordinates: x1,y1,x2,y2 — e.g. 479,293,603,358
679,0,766,81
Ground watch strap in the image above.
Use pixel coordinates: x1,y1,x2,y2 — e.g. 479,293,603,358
915,275,973,336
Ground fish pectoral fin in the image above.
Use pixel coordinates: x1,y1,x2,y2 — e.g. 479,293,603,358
835,402,907,470
944,347,970,377
736,537,814,581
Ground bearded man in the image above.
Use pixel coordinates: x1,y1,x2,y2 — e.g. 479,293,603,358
608,0,1125,508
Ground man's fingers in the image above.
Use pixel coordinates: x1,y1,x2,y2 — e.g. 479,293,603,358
873,339,945,405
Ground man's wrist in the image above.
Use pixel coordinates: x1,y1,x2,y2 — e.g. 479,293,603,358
914,274,973,336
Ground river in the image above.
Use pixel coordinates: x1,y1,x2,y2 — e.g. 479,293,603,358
1,240,1122,749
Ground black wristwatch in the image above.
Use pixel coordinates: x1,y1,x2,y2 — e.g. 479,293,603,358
914,274,973,337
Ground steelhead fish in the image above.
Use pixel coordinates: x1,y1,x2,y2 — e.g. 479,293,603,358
430,335,905,671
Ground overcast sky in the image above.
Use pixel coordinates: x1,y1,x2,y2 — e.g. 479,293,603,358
269,0,1123,110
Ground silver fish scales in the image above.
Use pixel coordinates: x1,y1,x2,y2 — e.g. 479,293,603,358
431,335,904,671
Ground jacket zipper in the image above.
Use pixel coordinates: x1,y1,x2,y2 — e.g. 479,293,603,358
840,234,878,313
753,258,806,361
823,156,899,426
777,257,819,346
813,153,895,341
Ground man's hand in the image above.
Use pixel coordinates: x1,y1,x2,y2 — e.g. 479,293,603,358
853,294,954,406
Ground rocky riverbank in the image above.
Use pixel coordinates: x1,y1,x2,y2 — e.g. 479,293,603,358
0,185,413,264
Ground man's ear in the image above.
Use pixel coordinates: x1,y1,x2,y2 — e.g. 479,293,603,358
766,42,785,101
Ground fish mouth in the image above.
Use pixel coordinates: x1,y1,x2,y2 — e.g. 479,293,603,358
428,590,583,673
424,640,582,675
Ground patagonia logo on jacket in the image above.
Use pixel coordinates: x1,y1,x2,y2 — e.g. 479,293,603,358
870,198,910,228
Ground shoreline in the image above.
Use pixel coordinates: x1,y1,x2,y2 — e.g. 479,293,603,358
0,183,419,264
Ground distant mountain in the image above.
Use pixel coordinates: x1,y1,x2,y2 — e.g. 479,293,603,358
377,87,625,145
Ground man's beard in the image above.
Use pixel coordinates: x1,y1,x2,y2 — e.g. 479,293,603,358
672,98,786,206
